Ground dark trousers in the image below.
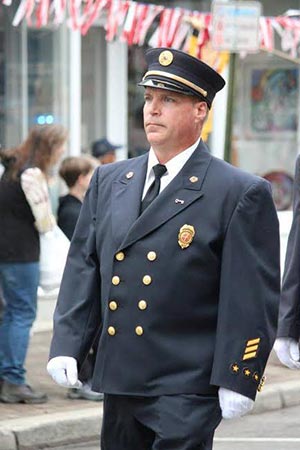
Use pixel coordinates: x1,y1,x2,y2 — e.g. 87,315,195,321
101,393,222,450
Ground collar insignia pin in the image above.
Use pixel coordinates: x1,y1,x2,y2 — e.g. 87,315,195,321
126,171,134,179
175,198,185,204
189,176,198,183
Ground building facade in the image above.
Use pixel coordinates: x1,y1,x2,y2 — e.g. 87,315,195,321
0,0,299,215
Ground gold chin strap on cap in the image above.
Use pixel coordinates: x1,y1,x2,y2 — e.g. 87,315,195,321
143,70,208,98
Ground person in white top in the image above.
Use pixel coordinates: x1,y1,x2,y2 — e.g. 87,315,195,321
0,124,67,404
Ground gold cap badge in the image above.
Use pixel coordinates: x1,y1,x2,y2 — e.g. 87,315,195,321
158,50,174,66
178,224,195,249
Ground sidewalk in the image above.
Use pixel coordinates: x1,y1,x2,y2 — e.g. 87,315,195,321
1,329,300,450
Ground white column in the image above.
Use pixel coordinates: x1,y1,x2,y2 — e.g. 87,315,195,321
210,64,229,159
106,41,128,160
68,30,81,156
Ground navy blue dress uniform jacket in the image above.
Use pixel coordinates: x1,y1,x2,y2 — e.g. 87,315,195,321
278,155,300,339
49,141,280,401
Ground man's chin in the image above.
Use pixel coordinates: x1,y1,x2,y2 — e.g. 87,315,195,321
146,132,165,146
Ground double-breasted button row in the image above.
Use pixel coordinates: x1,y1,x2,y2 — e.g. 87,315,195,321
114,251,157,262
109,250,157,338
108,300,147,311
107,325,144,336
112,274,153,285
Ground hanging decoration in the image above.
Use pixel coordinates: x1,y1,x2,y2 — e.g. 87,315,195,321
2,0,300,62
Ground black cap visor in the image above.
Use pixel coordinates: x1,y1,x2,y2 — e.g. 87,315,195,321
138,76,210,106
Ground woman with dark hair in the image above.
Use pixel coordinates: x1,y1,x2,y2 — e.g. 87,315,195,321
0,124,67,403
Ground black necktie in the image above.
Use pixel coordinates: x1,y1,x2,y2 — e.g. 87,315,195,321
140,164,167,214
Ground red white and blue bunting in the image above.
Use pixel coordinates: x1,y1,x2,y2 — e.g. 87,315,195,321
2,0,300,60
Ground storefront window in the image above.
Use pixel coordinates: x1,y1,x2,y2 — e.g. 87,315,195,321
233,52,299,211
0,7,70,149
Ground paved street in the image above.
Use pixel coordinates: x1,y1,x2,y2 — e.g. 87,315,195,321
52,404,300,450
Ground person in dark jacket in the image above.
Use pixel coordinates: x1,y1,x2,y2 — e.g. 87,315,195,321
47,48,280,449
57,155,102,401
58,156,98,240
91,138,121,165
274,154,300,368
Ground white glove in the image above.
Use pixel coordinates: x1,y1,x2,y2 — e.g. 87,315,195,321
218,387,254,419
21,168,56,233
47,356,82,388
273,337,300,369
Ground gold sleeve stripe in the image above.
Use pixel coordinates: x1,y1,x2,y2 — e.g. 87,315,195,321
247,338,260,346
244,345,259,353
243,352,257,360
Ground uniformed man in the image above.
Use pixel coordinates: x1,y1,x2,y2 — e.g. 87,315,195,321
47,48,280,450
274,155,300,369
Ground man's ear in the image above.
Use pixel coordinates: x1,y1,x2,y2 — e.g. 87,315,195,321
194,101,208,123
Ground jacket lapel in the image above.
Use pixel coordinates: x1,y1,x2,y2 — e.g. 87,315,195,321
111,154,148,248
117,141,212,252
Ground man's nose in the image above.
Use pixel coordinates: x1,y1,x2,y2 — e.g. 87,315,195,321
149,98,160,115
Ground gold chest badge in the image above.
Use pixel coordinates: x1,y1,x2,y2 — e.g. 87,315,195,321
178,224,195,249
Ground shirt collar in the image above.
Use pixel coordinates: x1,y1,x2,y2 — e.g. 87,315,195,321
146,137,201,181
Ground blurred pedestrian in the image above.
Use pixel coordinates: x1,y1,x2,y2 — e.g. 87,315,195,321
0,124,67,403
57,155,102,401
58,156,98,240
47,48,280,449
274,155,300,368
91,138,121,164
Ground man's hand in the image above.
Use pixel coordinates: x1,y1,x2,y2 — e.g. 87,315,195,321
218,387,254,419
273,337,300,369
47,356,82,388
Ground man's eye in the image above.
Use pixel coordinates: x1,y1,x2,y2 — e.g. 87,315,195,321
165,96,175,102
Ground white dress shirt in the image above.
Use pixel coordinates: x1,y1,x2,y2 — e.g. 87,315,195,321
142,138,201,200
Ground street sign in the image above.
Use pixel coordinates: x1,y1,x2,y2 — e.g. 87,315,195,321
211,1,262,52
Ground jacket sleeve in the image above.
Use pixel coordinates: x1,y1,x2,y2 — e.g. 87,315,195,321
49,168,101,367
210,179,280,400
277,155,300,339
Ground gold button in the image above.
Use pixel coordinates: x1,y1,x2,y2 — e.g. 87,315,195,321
108,326,116,336
112,276,120,285
135,326,144,336
138,300,147,310
115,252,125,261
147,251,157,261
109,301,118,311
143,275,152,285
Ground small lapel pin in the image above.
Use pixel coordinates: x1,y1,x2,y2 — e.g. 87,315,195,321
175,198,185,204
189,176,198,183
126,171,134,179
